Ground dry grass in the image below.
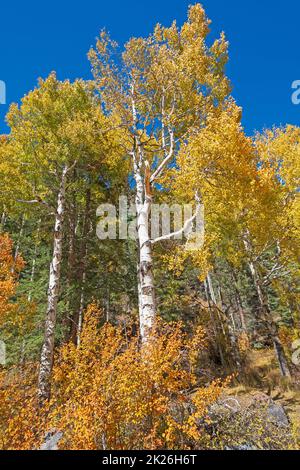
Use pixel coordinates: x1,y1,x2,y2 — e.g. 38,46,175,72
227,348,300,432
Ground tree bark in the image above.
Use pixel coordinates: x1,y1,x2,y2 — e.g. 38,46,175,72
38,166,68,403
11,215,25,273
135,164,156,341
0,210,6,232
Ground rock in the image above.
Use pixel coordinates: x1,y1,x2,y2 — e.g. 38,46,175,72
208,397,241,423
249,392,290,427
40,430,63,450
267,402,290,427
225,444,258,450
208,392,290,431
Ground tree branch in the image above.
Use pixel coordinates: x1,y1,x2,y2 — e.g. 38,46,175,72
151,192,201,244
150,128,174,183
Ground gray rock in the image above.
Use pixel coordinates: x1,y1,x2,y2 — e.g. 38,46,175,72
225,444,258,450
267,402,290,427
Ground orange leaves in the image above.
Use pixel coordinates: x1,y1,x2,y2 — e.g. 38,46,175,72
0,308,226,450
0,365,46,450
46,313,224,449
0,290,229,450
0,234,24,324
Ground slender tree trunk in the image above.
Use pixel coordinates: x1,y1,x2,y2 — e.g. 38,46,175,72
11,215,25,273
207,272,217,304
38,166,68,403
19,219,41,368
76,267,86,347
0,210,6,232
28,219,41,303
66,174,79,291
244,238,291,378
230,266,247,331
105,287,110,323
217,278,242,370
250,260,291,378
204,278,226,367
64,190,78,337
70,188,91,345
208,272,241,369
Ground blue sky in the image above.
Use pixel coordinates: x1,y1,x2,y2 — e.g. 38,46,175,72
0,0,299,134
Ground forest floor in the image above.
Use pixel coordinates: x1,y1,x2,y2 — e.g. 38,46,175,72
227,349,300,428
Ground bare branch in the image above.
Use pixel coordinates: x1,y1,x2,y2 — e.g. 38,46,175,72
150,128,174,183
151,192,201,244
65,160,78,174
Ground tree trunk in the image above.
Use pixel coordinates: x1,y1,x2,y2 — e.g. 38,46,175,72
11,215,25,273
230,266,247,331
244,236,291,378
217,278,242,370
38,166,68,403
70,188,91,345
76,266,86,347
28,219,41,303
249,260,291,377
204,278,226,367
19,219,41,368
0,210,6,232
135,165,156,341
208,272,241,370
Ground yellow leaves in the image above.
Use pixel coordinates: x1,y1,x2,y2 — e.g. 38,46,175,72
181,4,210,42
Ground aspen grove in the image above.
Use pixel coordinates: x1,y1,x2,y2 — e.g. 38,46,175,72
0,4,299,450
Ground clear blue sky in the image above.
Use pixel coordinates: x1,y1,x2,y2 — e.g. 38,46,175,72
0,0,299,134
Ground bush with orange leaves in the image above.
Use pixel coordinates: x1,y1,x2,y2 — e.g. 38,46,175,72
0,304,225,450
49,305,224,450
0,233,25,324
0,365,48,450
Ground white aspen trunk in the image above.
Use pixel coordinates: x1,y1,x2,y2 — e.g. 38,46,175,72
130,83,156,341
105,287,110,323
0,211,6,232
11,215,25,273
135,165,156,341
207,272,217,305
76,267,86,347
38,166,68,403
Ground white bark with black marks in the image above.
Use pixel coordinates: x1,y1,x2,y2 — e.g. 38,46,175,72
38,166,68,403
